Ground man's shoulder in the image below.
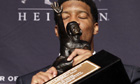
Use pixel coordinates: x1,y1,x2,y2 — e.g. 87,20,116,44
16,65,51,84
124,64,140,84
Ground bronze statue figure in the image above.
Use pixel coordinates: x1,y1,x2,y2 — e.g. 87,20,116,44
51,2,91,75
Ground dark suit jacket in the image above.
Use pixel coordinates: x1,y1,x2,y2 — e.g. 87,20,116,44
16,64,140,84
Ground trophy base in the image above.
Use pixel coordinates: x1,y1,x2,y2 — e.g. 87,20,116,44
45,50,131,84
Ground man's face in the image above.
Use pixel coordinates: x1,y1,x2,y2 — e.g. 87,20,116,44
55,0,98,44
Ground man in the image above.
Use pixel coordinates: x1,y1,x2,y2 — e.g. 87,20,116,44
16,0,140,84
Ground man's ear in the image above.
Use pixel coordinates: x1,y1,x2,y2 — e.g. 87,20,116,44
93,23,99,35
55,25,59,37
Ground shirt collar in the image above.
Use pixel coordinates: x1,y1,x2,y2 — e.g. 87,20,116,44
93,51,96,55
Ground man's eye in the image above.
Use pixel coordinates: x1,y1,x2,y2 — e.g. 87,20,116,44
78,13,88,19
62,13,70,20
78,16,87,19
62,16,69,20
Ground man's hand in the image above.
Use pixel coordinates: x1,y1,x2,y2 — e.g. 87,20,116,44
31,67,57,84
67,49,93,66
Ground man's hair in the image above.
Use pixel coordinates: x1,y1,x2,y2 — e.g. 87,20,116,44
54,0,98,24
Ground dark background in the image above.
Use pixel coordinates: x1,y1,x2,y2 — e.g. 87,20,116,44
0,0,140,83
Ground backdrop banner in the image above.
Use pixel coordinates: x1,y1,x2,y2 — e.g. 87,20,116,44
0,0,140,83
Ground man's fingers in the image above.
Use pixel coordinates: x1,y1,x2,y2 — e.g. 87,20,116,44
38,72,51,81
47,67,57,77
67,49,92,66
52,70,57,77
67,49,91,61
73,52,92,66
67,50,77,61
67,49,83,61
31,70,56,84
31,74,46,84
